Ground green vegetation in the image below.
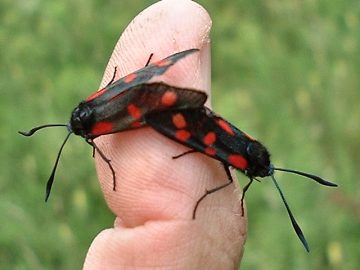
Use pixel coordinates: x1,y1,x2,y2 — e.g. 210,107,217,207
1,0,359,269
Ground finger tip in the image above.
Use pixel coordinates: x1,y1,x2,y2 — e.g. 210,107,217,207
101,0,212,92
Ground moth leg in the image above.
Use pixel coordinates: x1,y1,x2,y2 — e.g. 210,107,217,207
240,178,254,216
172,149,198,159
106,51,152,87
145,53,154,67
85,139,96,158
87,139,116,191
192,164,234,219
105,66,118,87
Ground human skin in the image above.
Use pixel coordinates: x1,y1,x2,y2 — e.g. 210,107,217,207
83,1,246,269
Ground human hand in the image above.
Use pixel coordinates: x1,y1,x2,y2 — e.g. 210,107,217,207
83,1,246,269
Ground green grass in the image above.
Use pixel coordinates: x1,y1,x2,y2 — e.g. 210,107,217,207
1,0,359,269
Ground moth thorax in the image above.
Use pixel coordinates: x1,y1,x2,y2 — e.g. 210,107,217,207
245,141,272,178
69,103,94,137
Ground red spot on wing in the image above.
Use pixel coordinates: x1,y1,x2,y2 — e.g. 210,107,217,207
86,87,107,101
131,121,142,128
217,119,235,136
228,154,248,170
175,130,191,142
172,113,187,129
124,73,137,83
91,121,113,136
204,147,216,156
161,91,177,106
203,132,216,145
155,59,171,67
127,104,141,119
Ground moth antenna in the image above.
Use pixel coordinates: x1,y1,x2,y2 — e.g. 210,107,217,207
270,174,310,252
45,132,72,202
273,167,337,187
19,124,68,136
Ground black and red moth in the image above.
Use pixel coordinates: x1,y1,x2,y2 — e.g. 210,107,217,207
145,106,337,251
19,48,207,201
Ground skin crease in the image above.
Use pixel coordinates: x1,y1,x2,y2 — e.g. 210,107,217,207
83,1,246,269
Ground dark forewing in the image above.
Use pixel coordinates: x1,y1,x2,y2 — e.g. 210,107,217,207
86,49,199,105
145,107,254,171
87,83,207,138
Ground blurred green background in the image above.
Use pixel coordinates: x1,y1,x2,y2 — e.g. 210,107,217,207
1,0,359,269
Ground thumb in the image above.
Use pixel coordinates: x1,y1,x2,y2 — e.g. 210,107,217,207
84,1,246,269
